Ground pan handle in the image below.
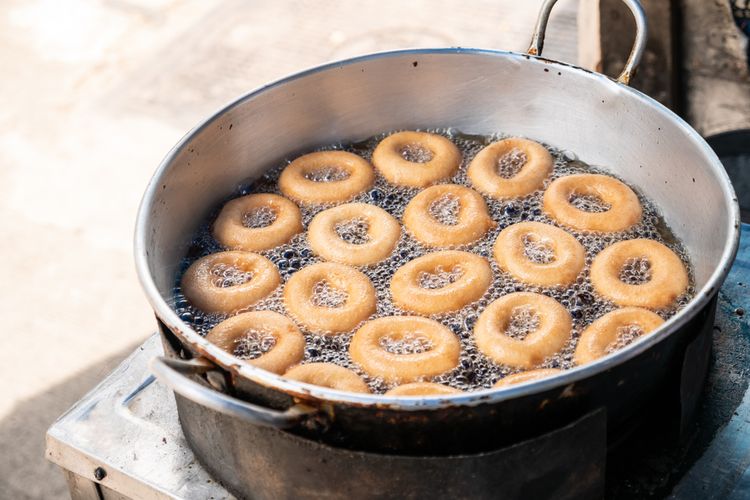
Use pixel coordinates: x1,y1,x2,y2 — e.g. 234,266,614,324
527,0,648,85
151,356,319,429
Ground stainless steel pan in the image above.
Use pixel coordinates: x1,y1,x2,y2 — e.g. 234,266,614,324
135,0,739,494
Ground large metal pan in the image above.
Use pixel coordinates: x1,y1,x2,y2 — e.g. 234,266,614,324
135,0,739,488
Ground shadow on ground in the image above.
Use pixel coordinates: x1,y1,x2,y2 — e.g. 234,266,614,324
0,342,141,500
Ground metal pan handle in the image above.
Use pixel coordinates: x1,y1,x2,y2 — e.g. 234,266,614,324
151,356,318,429
527,0,648,85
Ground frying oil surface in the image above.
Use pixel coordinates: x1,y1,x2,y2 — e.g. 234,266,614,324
172,129,694,393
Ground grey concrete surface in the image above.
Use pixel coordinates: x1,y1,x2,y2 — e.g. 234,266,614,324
0,0,577,497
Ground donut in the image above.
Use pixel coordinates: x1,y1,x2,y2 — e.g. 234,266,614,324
284,363,370,393
308,203,401,266
574,307,665,365
543,174,642,232
474,292,572,369
467,138,552,199
493,368,562,388
181,251,280,314
390,251,492,315
590,239,689,308
350,316,461,383
403,184,495,247
283,262,376,334
493,221,585,287
213,193,303,252
385,382,462,396
206,311,304,374
371,131,461,188
279,151,375,204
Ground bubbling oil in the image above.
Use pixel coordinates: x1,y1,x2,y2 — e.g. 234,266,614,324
172,129,695,394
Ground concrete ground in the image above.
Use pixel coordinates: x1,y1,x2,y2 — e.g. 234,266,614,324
0,0,577,497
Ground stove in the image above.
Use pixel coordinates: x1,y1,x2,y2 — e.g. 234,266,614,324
46,224,750,500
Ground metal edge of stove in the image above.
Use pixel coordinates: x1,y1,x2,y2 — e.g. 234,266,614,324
45,335,234,500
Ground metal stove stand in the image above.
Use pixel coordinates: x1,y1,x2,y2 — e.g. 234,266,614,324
46,225,750,500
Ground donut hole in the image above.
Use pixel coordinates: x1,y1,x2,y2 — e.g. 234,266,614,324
428,194,461,225
568,192,612,213
503,306,541,340
241,206,277,228
400,143,434,163
232,329,277,359
311,280,348,308
334,217,371,244
605,324,644,354
418,265,463,289
618,257,652,285
522,234,556,264
210,263,254,288
379,333,434,355
304,165,351,182
495,148,527,178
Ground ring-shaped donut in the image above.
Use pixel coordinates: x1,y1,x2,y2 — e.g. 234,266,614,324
284,363,370,393
385,382,462,396
493,221,585,287
283,262,376,334
390,251,492,315
213,193,303,251
350,316,461,383
181,251,280,313
403,184,495,247
493,368,562,388
372,131,461,188
474,292,572,369
574,307,664,365
206,311,305,374
590,239,689,309
467,138,552,199
308,203,401,266
279,151,375,204
543,174,642,232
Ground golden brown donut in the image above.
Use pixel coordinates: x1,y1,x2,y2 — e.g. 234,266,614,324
284,363,370,393
385,382,462,396
372,131,461,188
493,221,585,287
390,251,492,315
206,311,305,374
181,251,280,314
213,193,303,252
283,262,376,334
467,138,553,199
279,151,375,204
474,292,572,369
574,307,665,365
543,174,642,232
403,184,495,247
350,316,461,383
308,203,401,266
590,239,689,309
493,368,562,388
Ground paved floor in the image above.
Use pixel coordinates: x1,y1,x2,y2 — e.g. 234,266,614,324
0,0,577,497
